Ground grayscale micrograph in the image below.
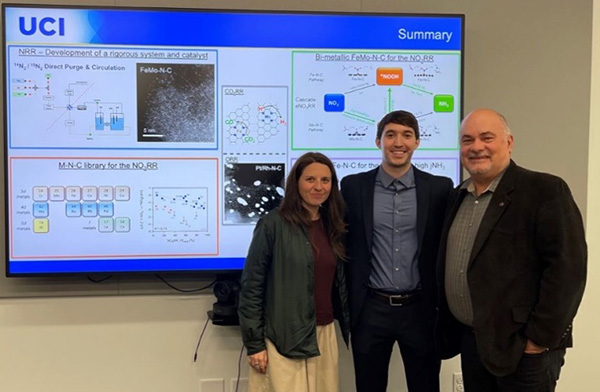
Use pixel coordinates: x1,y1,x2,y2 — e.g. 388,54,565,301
136,63,215,143
224,163,285,224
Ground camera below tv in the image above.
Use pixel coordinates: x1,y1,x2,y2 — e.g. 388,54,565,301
209,278,240,326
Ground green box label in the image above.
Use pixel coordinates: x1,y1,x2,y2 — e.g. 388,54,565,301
434,95,454,112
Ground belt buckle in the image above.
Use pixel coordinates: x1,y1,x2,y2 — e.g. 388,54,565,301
388,294,405,307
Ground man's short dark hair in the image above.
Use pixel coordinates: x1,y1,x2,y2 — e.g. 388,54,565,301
376,110,420,140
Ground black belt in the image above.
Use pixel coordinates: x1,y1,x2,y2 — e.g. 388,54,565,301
368,289,421,307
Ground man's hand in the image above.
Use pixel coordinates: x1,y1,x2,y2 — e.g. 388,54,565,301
248,350,268,374
524,339,548,354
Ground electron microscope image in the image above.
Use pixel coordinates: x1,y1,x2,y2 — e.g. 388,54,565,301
137,63,215,143
224,162,285,224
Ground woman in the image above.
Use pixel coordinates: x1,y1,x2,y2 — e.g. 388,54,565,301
238,152,349,392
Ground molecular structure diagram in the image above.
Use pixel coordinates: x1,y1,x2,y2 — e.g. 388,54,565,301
226,104,286,144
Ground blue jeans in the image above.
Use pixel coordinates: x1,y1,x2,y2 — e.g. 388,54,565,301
460,327,565,392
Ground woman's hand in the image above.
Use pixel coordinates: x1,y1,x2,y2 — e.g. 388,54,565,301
248,350,268,374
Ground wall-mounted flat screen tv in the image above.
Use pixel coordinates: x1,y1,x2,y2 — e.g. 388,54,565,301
3,4,464,275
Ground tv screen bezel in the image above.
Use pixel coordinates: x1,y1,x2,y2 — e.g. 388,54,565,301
2,3,465,276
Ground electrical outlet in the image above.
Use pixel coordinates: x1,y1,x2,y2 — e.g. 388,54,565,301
453,372,464,392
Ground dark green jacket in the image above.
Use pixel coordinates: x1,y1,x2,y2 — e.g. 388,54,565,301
238,209,350,359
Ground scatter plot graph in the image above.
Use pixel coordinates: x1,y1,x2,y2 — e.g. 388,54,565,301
152,187,209,232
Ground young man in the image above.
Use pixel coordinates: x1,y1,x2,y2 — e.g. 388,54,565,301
341,110,453,392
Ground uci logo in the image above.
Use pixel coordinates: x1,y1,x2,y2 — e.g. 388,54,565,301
19,17,65,36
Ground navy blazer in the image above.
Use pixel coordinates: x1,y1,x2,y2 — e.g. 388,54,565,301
341,165,453,329
436,160,587,376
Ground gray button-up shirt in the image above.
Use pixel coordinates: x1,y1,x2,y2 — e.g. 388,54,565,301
445,171,505,326
369,165,419,293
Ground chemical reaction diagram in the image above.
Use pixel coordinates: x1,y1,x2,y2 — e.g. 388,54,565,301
222,85,288,156
291,51,461,150
8,56,133,148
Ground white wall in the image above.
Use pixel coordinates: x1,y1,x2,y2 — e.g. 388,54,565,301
558,0,600,390
0,294,436,392
0,294,456,392
0,295,246,392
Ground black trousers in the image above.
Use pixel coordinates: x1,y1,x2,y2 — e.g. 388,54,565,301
460,326,566,392
351,295,440,392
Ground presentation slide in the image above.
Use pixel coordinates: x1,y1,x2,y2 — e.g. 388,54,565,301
3,6,463,274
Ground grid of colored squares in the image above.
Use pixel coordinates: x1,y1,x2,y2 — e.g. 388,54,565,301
33,186,130,202
31,186,131,234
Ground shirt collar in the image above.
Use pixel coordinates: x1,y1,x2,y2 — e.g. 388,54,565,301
377,165,415,189
461,167,508,196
